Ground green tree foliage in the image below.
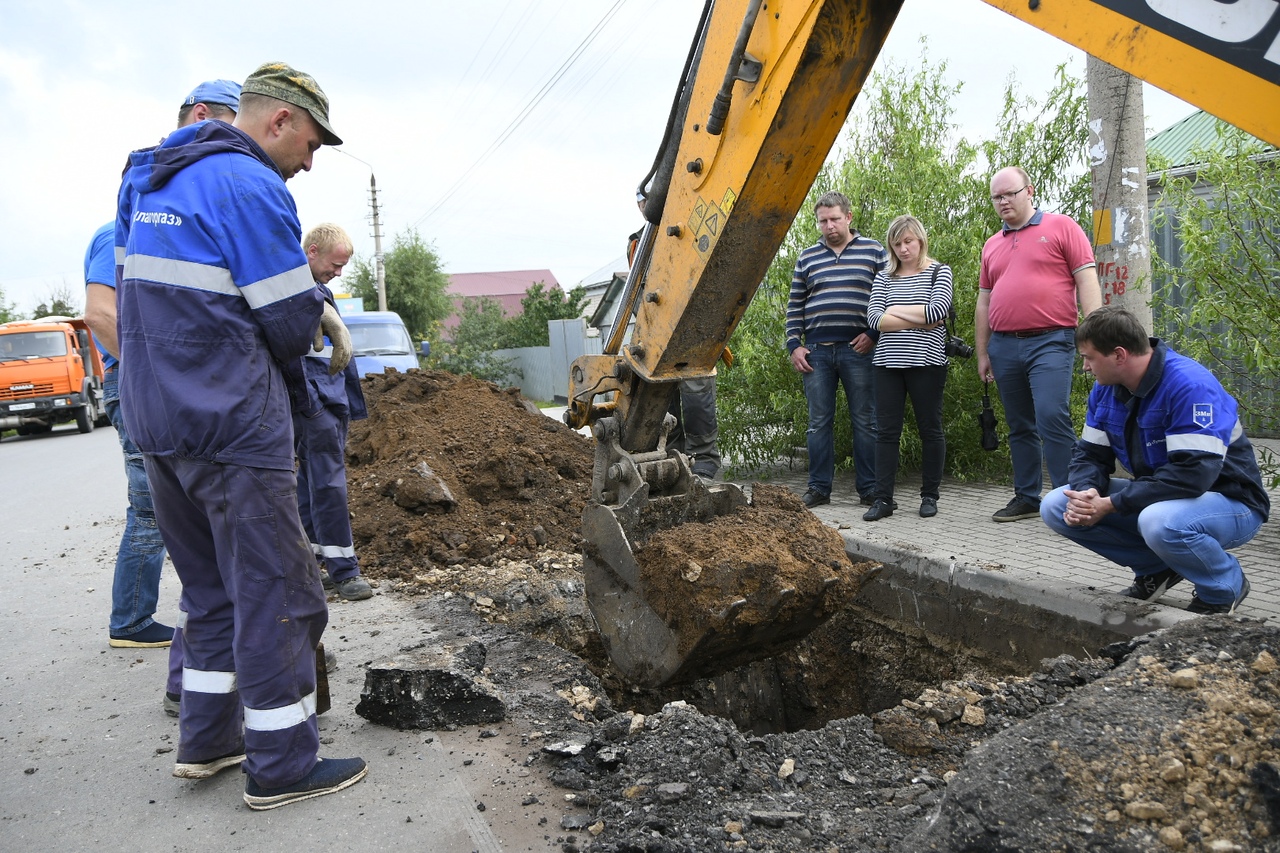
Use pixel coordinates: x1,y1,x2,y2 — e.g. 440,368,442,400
432,296,517,383
0,284,19,323
719,49,1091,482
501,282,589,348
1151,124,1280,447
345,229,451,343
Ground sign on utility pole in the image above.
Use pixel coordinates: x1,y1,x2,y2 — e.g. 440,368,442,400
1087,56,1153,332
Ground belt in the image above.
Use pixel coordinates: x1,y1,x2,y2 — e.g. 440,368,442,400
996,326,1071,338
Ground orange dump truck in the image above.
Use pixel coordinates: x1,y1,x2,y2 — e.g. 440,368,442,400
0,316,108,436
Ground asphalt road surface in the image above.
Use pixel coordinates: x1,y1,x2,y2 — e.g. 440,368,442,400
1,424,562,852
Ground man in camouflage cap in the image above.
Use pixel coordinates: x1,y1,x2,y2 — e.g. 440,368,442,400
240,61,342,146
114,61,365,810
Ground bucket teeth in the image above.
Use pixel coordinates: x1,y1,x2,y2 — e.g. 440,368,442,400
714,598,747,625
766,587,797,621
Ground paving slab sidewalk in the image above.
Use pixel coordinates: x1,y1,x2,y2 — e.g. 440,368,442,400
753,440,1280,628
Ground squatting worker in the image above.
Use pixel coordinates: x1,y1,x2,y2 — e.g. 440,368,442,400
786,190,887,509
975,166,1101,523
294,223,373,602
114,61,366,811
1040,307,1268,614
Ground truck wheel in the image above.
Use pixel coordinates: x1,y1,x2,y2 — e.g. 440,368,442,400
76,405,95,433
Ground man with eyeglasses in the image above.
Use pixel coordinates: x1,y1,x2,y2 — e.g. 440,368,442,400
975,166,1101,523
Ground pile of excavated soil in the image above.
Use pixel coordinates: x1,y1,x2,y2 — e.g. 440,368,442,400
631,483,872,666
345,369,594,580
345,372,867,665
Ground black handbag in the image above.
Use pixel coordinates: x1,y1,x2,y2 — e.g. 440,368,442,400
979,386,1000,451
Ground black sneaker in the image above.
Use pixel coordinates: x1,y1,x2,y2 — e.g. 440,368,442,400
173,750,246,779
919,497,938,518
244,757,368,810
859,495,876,506
109,621,175,649
1187,577,1251,615
1120,568,1184,602
801,489,830,508
862,500,895,521
991,497,1040,523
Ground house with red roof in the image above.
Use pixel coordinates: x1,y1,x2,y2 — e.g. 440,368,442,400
444,269,561,336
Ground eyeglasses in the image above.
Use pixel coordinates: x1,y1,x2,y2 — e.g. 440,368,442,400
991,185,1029,203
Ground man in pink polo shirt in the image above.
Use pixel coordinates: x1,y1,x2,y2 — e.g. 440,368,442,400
975,166,1101,523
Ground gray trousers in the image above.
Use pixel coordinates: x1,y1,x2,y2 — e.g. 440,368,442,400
668,376,721,478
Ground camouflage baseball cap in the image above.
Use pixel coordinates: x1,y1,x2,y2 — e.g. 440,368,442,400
241,62,342,146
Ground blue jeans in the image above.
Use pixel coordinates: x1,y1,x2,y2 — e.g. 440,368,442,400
987,328,1077,502
103,371,168,635
1041,480,1263,606
802,343,876,499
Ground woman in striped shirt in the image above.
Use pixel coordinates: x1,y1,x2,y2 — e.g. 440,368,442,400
863,215,954,521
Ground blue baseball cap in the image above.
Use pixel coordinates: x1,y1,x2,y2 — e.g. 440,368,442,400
182,79,242,110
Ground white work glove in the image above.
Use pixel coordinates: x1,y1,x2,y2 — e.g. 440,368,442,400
314,302,353,376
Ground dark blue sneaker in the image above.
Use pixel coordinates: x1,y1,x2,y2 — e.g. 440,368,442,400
109,621,175,649
243,757,367,810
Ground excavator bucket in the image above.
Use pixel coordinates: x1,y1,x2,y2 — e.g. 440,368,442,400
581,421,853,687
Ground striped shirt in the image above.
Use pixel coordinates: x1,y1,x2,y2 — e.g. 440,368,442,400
866,263,953,368
786,234,888,352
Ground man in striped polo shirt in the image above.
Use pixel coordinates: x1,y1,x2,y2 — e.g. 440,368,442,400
786,191,888,508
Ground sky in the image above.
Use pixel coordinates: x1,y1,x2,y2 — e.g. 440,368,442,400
0,0,1198,318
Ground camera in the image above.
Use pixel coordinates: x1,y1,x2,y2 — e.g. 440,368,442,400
946,336,974,359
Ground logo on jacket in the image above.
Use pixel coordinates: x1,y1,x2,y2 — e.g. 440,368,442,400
1193,403,1214,428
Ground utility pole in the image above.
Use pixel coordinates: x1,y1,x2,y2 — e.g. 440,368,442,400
1086,56,1152,332
370,174,388,312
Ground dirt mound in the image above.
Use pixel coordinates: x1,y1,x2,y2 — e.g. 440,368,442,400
345,370,594,580
636,483,861,628
908,618,1280,851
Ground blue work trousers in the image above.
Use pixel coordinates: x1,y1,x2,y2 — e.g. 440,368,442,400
987,328,1077,502
145,455,328,788
294,406,359,581
802,343,876,500
103,370,168,636
1041,479,1263,606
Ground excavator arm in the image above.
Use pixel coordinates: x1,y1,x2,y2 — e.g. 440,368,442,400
569,0,1280,687
980,0,1280,149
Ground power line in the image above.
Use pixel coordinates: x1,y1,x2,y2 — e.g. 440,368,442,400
412,0,629,230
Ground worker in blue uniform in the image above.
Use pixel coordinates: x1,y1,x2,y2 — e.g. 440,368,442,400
294,223,371,601
1041,307,1269,614
115,62,366,810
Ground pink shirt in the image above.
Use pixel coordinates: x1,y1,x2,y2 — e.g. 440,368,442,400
979,211,1095,332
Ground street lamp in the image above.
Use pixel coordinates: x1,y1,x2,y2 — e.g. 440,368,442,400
335,150,388,312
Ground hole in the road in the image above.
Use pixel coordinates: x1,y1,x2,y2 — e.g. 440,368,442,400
590,605,1033,736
